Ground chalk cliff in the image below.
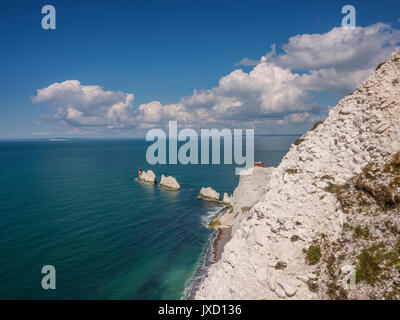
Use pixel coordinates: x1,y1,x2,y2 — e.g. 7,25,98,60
195,51,400,300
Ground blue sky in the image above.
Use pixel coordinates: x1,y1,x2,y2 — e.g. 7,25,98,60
1,0,400,138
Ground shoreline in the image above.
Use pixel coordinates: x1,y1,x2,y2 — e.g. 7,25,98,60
212,226,232,262
184,207,232,300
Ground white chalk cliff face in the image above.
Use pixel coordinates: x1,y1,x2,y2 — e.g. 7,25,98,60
230,167,275,233
138,170,156,184
195,51,400,300
159,174,180,190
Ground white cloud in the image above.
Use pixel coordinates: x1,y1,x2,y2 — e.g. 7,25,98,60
235,57,260,66
294,68,373,94
31,80,135,128
268,23,399,71
267,23,400,94
31,23,400,135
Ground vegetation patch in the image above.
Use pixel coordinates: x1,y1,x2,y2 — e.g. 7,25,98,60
159,184,180,191
222,202,233,209
384,152,400,175
325,183,339,194
306,245,322,265
294,138,305,146
319,152,400,299
353,226,372,240
356,182,398,210
356,245,384,284
198,194,219,202
209,219,221,228
311,121,324,131
285,168,300,175
376,62,385,71
338,152,400,213
355,241,400,286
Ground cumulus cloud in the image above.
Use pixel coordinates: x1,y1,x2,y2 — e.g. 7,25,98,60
31,23,400,134
31,80,135,128
267,23,400,93
268,23,399,71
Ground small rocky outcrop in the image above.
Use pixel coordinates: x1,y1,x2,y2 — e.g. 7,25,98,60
198,187,220,202
222,193,234,207
159,174,180,190
138,170,156,184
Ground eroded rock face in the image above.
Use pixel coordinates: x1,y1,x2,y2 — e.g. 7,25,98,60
222,193,234,207
195,51,400,300
230,166,275,233
138,170,156,184
198,187,220,202
159,174,180,190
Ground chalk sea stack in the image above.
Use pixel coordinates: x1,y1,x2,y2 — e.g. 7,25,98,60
159,175,180,191
222,193,234,207
198,187,220,202
195,51,400,300
138,170,156,184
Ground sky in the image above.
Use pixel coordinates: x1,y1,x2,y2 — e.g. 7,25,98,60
0,0,400,139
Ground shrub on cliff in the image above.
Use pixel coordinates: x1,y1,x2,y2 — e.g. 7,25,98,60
311,121,324,131
376,62,385,71
294,138,304,146
306,245,321,265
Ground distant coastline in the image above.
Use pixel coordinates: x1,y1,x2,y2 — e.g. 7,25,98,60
0,134,302,142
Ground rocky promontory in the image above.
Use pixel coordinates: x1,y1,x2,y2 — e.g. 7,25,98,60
159,174,180,190
195,51,400,300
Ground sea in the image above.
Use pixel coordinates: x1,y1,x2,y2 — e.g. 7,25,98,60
0,136,297,299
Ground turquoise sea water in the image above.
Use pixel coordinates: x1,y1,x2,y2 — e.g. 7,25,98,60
0,136,296,299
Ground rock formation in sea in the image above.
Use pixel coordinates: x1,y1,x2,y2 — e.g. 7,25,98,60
138,170,156,184
198,187,220,202
195,51,400,300
159,174,180,190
